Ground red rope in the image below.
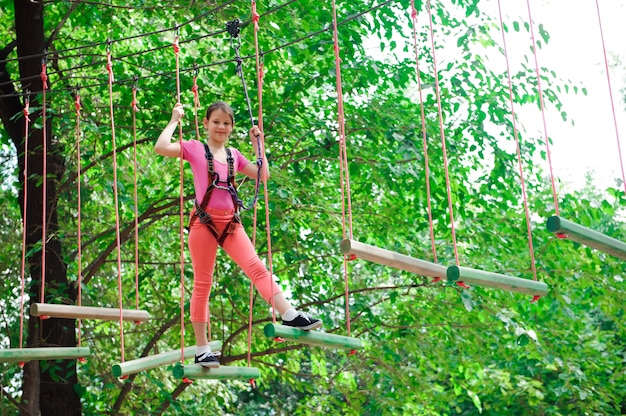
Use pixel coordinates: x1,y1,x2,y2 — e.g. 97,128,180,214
424,2,463,286
496,1,539,290
74,90,84,348
410,1,440,281
19,93,31,356
525,0,560,217
331,0,354,338
174,34,187,365
191,71,201,141
131,83,140,311
594,0,626,194
249,0,266,378
39,60,48,304
106,48,126,363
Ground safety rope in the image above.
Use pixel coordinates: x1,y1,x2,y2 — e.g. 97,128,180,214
18,90,31,366
226,19,264,211
247,0,265,386
424,1,464,288
594,0,626,194
410,1,440,281
74,88,85,348
496,1,540,301
331,0,355,348
39,53,49,305
173,32,189,371
106,43,127,364
131,77,140,311
524,0,560,218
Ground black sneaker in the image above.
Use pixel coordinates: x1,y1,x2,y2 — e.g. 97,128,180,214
194,351,220,368
282,312,323,331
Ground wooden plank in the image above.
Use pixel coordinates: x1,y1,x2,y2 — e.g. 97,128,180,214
340,239,446,279
172,363,260,380
546,215,626,260
112,341,223,377
30,303,150,322
447,265,549,296
0,347,90,363
264,324,363,351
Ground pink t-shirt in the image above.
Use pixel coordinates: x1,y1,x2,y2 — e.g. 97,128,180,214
181,140,250,210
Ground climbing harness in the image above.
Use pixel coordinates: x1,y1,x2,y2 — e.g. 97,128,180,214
189,145,243,246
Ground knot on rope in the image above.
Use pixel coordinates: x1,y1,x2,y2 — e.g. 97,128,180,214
40,65,48,90
259,62,265,85
173,39,180,54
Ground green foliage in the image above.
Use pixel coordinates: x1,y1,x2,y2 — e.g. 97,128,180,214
1,0,625,415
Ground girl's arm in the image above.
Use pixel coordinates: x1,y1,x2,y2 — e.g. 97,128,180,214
154,103,184,158
240,125,270,181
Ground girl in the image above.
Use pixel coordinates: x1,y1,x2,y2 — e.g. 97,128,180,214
154,101,322,368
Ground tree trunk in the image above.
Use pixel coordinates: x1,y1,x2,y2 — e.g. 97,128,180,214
0,1,82,415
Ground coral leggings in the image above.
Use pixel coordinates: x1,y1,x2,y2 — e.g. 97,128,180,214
187,207,281,322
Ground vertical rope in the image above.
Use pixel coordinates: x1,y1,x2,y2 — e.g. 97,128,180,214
173,32,187,366
106,45,126,363
525,0,560,216
131,79,140,311
331,0,354,341
190,65,209,341
409,1,440,281
496,1,539,299
249,0,264,385
74,89,84,347
191,65,201,141
594,0,626,193
39,54,48,304
19,91,31,358
424,1,461,273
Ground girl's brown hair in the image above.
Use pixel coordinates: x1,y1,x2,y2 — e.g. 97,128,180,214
205,101,235,124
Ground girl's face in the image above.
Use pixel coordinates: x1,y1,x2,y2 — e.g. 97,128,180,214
205,109,233,143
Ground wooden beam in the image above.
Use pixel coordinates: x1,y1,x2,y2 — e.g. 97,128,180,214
30,303,150,322
0,347,90,363
172,363,260,380
447,265,549,296
264,324,363,351
340,239,446,279
546,215,626,260
112,341,222,377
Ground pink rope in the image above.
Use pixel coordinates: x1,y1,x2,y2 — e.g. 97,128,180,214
496,1,539,293
331,0,354,341
131,84,140,311
594,0,626,193
173,34,187,364
424,2,461,272
249,0,265,383
74,90,84,347
39,61,48,304
106,49,126,363
525,0,559,216
19,93,31,356
410,1,440,281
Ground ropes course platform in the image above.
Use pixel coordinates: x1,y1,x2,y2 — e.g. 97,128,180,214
0,347,90,363
112,341,222,377
340,239,446,279
263,324,363,351
30,303,150,322
547,215,626,260
447,265,549,296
